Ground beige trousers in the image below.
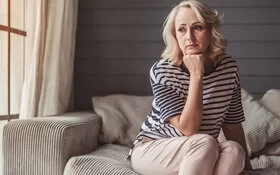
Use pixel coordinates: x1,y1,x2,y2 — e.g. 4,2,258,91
131,134,245,175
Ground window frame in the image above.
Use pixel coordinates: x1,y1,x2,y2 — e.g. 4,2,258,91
0,0,26,121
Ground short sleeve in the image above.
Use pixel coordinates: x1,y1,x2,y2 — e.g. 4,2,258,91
150,63,186,122
224,69,245,124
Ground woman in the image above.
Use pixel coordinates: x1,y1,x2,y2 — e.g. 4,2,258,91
130,0,252,175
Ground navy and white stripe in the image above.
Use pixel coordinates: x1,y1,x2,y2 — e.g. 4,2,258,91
136,55,245,141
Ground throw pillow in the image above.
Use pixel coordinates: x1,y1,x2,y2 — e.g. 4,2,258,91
260,89,280,119
92,94,153,147
257,140,280,156
241,88,280,156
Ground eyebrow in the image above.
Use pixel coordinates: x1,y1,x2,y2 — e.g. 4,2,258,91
178,21,202,26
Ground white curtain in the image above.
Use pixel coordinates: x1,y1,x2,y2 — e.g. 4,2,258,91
20,0,78,118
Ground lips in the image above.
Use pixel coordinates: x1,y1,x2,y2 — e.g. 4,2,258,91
186,44,197,47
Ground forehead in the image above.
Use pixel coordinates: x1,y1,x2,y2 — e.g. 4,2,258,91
175,7,201,25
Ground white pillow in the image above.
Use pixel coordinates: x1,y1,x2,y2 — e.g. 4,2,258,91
92,94,153,147
241,88,280,156
257,140,280,156
260,89,280,119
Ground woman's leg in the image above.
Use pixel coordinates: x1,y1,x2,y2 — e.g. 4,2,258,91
131,134,219,175
213,141,245,175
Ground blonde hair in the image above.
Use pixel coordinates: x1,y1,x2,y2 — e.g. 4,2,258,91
161,0,227,65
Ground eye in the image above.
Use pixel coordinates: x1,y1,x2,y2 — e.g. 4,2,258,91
193,25,203,31
178,27,186,33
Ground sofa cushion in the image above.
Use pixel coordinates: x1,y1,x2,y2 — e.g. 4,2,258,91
241,88,280,155
250,155,280,169
245,168,280,175
92,95,153,146
260,89,280,118
257,140,280,156
64,144,138,175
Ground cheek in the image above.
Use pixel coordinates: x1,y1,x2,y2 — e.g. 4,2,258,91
203,38,211,49
176,35,185,50
199,33,211,49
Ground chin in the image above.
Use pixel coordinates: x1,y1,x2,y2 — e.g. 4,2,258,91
185,51,203,55
184,48,204,55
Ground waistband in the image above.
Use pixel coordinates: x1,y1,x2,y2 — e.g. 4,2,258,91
127,137,154,161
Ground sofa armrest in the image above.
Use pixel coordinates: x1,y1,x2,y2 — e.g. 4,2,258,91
3,112,101,175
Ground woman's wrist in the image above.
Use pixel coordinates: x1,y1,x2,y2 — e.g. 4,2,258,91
190,72,203,79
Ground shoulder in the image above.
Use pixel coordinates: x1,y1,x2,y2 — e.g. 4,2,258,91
150,59,184,84
216,55,241,83
151,59,180,72
216,54,239,71
221,54,237,65
219,54,237,64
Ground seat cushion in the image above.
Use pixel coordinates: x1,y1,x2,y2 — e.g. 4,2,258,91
245,168,280,175
64,144,138,175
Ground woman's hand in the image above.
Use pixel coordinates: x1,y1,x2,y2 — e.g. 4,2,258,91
183,54,205,77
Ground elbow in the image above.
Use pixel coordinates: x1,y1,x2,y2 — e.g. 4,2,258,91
169,116,201,137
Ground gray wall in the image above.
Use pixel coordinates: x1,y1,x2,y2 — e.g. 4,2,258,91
75,0,280,110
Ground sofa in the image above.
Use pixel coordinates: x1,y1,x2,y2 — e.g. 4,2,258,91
2,88,280,175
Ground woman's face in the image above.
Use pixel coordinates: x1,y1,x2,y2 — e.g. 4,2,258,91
175,7,211,55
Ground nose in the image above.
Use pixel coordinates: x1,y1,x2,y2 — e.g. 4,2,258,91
186,28,194,42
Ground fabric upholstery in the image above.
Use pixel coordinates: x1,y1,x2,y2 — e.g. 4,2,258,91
260,89,280,118
241,88,280,156
64,144,138,175
245,168,280,175
257,140,280,156
92,94,153,147
63,143,280,175
219,89,280,156
3,112,100,175
0,121,8,175
250,155,280,169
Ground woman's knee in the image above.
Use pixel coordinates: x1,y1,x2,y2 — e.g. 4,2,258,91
191,134,218,147
222,141,245,161
214,141,246,175
189,134,219,157
226,141,245,158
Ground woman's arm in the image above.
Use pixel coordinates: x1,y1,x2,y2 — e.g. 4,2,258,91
168,54,204,136
222,123,253,170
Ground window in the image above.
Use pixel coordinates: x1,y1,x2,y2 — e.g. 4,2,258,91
0,0,26,120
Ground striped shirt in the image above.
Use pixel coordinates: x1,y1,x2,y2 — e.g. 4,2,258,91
136,55,245,141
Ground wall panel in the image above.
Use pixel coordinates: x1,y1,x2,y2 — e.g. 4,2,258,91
75,0,280,110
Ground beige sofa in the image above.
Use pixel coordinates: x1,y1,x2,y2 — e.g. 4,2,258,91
2,89,280,175
2,112,101,175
